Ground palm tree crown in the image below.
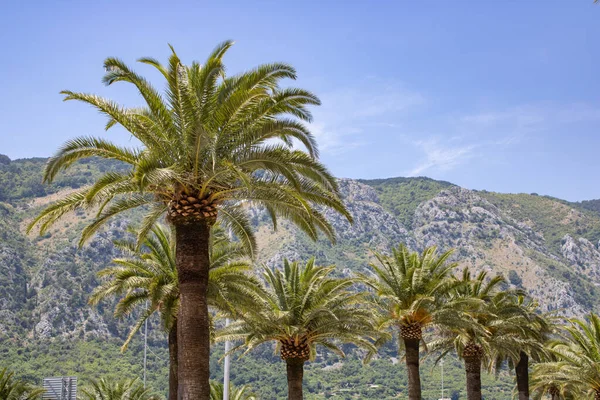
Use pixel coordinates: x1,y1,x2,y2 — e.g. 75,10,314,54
0,368,44,400
209,382,256,400
431,269,534,400
222,258,377,359
549,312,600,399
78,378,160,400
89,222,257,349
89,223,260,400
361,244,460,342
219,259,377,400
360,244,462,400
27,41,351,251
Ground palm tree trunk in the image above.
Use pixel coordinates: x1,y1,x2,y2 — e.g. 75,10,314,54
464,355,482,400
515,351,529,400
594,389,600,400
404,338,422,400
175,221,211,400
168,323,178,400
286,359,305,400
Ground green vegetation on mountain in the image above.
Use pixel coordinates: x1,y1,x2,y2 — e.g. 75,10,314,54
0,155,127,204
361,176,454,228
479,191,600,253
3,155,600,398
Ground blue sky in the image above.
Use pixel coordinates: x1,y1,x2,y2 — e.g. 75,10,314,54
1,1,599,201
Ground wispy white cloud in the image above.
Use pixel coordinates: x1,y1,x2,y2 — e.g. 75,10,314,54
408,138,477,176
406,102,600,176
309,82,424,154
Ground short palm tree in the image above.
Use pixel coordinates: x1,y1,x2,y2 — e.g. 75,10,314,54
28,41,351,399
431,269,530,400
359,244,461,400
78,378,159,400
218,259,377,400
89,223,260,400
549,313,600,399
209,382,256,400
531,361,580,400
0,368,44,400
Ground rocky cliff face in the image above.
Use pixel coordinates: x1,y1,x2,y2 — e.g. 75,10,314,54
561,234,600,281
411,187,585,315
257,182,599,317
2,171,600,341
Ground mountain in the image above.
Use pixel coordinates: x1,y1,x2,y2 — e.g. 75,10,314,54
1,155,600,399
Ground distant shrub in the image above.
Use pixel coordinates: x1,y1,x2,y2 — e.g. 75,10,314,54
508,270,522,286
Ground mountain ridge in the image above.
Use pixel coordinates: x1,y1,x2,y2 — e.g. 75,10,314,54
2,155,600,398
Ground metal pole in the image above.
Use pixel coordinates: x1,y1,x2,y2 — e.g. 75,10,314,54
223,227,236,400
223,318,231,400
441,358,444,399
143,304,148,388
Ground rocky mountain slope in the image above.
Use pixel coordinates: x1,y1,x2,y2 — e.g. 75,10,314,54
3,156,600,339
2,155,600,398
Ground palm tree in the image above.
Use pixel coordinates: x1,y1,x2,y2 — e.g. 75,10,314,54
432,269,530,400
549,313,600,399
359,244,461,400
209,382,257,400
89,223,259,400
218,259,377,400
78,378,159,400
28,42,351,399
0,368,44,400
531,361,580,400
490,295,552,400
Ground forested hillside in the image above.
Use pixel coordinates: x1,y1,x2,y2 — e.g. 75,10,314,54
1,154,600,399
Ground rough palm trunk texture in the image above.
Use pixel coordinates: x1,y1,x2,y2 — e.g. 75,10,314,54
286,359,305,400
175,222,211,400
595,389,600,400
465,356,482,400
168,324,178,400
515,351,529,400
404,338,422,400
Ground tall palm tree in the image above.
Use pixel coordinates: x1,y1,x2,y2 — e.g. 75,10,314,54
0,368,44,400
549,313,600,399
218,259,377,400
359,244,461,400
431,269,530,400
209,382,257,400
78,378,160,400
489,295,552,400
89,223,260,400
28,42,351,399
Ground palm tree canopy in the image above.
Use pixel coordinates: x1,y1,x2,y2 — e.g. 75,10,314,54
548,312,600,396
531,361,582,400
209,382,257,400
488,294,553,369
78,378,160,400
218,258,378,360
89,222,261,350
28,41,352,253
430,269,535,367
0,368,45,400
361,244,461,330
